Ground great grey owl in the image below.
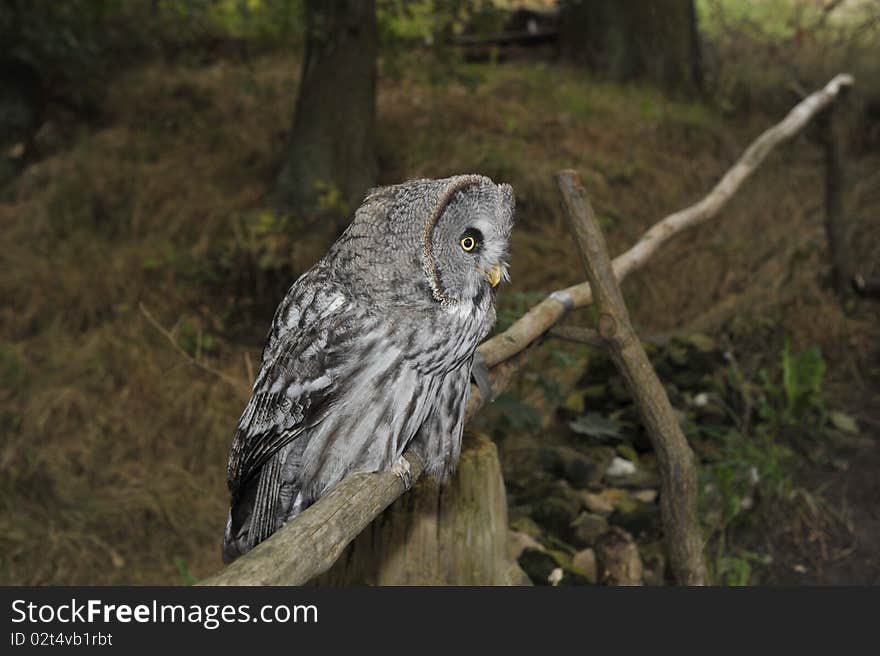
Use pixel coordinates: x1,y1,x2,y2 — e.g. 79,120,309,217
222,174,515,562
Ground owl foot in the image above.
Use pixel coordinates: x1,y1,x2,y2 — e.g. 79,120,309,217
392,455,414,491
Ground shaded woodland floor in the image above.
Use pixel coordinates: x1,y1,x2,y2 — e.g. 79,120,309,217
1,51,878,584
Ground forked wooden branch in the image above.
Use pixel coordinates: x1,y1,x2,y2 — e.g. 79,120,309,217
556,170,708,586
200,74,853,586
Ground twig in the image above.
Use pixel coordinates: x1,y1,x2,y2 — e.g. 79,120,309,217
198,74,853,586
139,303,249,396
556,170,708,586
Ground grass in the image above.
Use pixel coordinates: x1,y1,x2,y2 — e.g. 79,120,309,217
1,31,878,583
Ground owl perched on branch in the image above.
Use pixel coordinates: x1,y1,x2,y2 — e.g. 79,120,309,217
223,174,515,562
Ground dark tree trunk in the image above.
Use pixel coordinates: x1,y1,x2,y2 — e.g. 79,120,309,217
559,0,703,96
0,58,43,187
274,0,377,229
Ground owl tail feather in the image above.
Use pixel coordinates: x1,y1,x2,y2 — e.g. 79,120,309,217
222,450,284,563
248,450,284,551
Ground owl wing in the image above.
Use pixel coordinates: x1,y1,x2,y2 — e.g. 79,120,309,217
225,281,357,555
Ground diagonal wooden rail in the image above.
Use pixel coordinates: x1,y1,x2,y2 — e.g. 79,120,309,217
200,73,854,586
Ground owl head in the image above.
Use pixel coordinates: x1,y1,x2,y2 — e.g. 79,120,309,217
421,174,514,306
337,175,514,308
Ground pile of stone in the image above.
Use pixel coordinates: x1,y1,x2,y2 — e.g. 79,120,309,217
501,334,729,585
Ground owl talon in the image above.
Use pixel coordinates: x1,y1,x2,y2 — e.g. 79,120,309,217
392,455,414,490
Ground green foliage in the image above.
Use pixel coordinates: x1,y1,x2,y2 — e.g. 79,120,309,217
715,550,771,587
695,339,854,583
757,340,826,428
696,0,880,115
780,341,826,422
173,556,198,586
313,180,350,217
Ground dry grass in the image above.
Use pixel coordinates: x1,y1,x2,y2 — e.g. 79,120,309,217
1,50,877,584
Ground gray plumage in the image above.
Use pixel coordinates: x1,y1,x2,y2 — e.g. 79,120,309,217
222,174,514,562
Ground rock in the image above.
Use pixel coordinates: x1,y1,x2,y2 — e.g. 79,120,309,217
530,495,581,536
595,527,644,586
504,443,615,491
611,468,662,489
606,456,637,477
517,548,593,586
570,511,609,547
631,489,658,504
556,445,614,489
540,533,578,557
580,490,615,516
510,515,544,539
518,548,559,585
686,332,717,353
508,530,544,561
615,443,639,463
610,497,660,538
572,548,598,584
597,487,630,510
563,391,586,414
502,443,562,483
639,541,667,586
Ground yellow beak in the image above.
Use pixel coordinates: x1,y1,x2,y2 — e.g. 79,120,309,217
483,263,503,288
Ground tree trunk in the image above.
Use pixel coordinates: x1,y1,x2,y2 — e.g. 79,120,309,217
311,432,529,585
274,0,377,229
559,0,702,95
0,58,42,187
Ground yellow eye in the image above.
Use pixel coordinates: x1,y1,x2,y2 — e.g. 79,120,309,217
460,236,476,252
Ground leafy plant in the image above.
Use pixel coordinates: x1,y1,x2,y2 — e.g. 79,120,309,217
173,556,198,586
757,340,827,428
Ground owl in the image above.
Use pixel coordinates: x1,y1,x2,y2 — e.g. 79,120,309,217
222,174,515,562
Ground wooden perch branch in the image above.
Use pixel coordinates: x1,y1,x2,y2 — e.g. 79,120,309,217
556,170,708,586
199,74,853,586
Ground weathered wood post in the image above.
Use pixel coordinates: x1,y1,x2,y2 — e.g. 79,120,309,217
313,432,528,585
